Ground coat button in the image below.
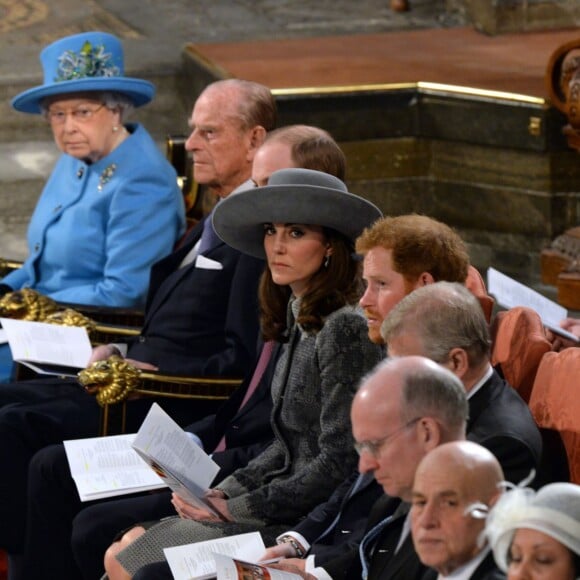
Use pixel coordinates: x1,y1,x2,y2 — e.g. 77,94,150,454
34,243,40,252
138,336,146,343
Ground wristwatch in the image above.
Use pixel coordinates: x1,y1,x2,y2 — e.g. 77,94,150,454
277,535,306,558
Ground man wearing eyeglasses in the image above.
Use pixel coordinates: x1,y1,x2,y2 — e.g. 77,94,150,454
267,355,468,580
263,282,541,580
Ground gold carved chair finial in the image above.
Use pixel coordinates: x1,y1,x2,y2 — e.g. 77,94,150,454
78,355,142,406
0,288,59,321
44,308,97,336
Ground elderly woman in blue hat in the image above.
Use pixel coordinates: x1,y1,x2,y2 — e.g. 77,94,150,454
104,168,384,579
1,31,185,308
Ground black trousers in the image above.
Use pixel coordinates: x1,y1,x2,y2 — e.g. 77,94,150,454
23,442,175,580
0,377,217,562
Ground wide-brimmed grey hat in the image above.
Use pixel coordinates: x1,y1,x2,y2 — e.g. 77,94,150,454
213,168,382,258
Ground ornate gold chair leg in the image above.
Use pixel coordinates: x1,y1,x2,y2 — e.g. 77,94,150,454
100,404,110,437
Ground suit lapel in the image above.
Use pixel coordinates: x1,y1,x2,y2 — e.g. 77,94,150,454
466,373,497,432
380,533,418,579
367,502,409,579
142,223,215,328
471,551,503,579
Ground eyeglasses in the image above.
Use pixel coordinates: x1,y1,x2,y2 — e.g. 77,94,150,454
46,103,105,124
354,417,420,458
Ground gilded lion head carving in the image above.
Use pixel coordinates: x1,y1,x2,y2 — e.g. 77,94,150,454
78,355,141,406
0,289,58,321
45,308,97,336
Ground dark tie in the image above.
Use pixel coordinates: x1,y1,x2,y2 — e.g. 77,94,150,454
213,341,275,453
197,209,220,255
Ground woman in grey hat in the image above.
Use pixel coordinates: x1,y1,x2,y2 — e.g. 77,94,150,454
105,168,384,579
485,481,580,579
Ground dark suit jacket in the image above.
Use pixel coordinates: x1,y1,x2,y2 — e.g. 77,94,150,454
318,368,542,579
466,369,542,486
293,471,383,565
325,496,427,580
186,342,281,482
420,551,506,580
125,219,265,377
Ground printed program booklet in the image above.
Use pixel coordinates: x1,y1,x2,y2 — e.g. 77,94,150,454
64,403,221,503
63,433,167,501
131,402,222,517
487,267,579,343
214,552,302,580
163,532,285,580
0,317,92,376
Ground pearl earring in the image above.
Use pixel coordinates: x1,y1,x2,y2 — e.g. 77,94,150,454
112,126,119,132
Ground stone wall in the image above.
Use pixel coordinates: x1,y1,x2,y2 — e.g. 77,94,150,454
449,0,580,34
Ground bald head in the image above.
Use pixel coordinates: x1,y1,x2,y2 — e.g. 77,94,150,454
417,441,503,499
354,356,468,440
411,441,504,576
351,356,468,500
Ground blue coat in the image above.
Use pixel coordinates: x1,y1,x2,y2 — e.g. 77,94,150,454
2,123,185,307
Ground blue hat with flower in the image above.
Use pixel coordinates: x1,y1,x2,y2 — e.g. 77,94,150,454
11,31,155,114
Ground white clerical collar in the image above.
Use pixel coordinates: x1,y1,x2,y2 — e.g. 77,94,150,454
466,364,493,400
437,545,490,580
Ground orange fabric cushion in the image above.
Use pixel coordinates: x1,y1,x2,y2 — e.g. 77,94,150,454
529,349,580,484
465,266,494,323
490,307,551,402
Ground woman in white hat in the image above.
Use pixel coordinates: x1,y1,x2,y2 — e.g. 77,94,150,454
2,31,185,309
105,168,384,579
485,482,580,579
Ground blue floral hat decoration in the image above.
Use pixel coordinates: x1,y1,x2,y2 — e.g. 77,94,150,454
11,31,155,114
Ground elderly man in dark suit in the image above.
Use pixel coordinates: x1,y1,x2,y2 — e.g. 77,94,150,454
0,79,276,568
265,282,542,580
412,441,506,580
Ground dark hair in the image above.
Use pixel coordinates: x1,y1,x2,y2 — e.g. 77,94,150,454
259,229,362,341
264,125,347,180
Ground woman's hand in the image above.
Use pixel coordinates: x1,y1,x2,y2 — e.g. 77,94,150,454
171,491,233,522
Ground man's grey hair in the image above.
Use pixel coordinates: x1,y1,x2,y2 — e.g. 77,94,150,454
381,281,491,366
361,356,469,437
205,79,277,132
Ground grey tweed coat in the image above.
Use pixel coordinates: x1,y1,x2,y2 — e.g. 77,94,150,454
117,299,384,573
